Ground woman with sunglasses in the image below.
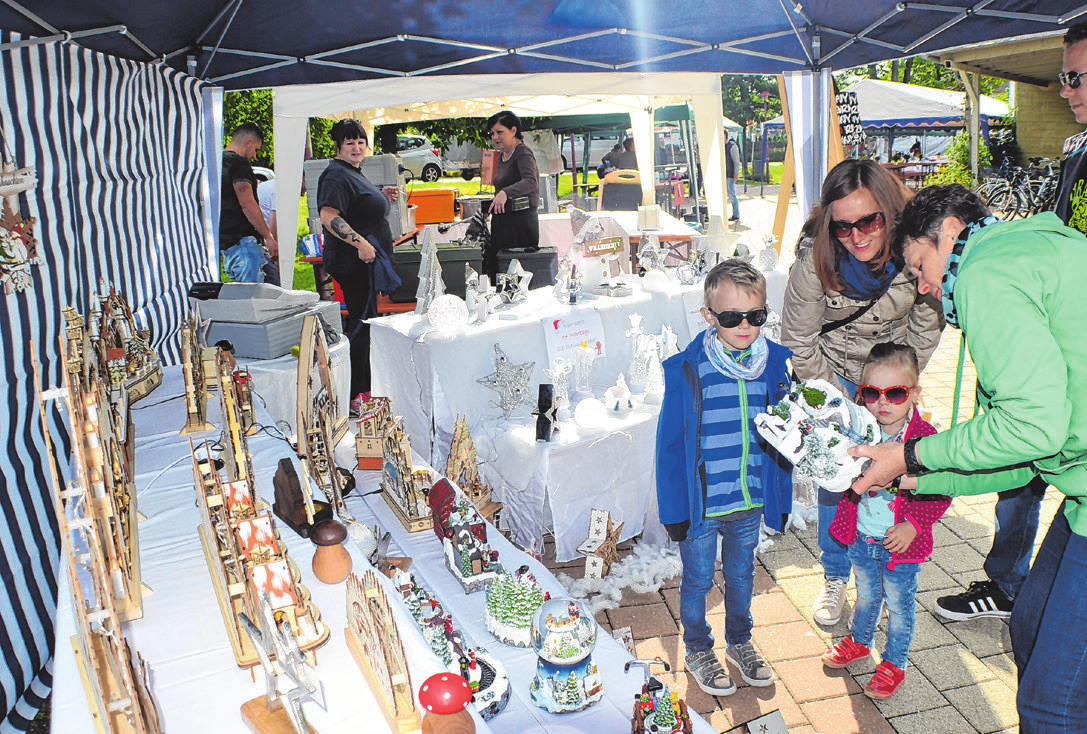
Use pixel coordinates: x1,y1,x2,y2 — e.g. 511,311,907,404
780,159,944,628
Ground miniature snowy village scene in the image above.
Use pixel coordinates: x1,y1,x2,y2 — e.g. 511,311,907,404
484,566,547,647
754,378,880,492
384,560,511,720
626,659,694,734
428,478,502,594
529,597,603,713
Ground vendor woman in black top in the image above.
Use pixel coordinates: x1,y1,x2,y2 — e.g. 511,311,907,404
485,110,540,279
317,118,399,406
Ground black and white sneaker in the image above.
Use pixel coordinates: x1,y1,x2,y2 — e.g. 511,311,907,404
934,580,1013,621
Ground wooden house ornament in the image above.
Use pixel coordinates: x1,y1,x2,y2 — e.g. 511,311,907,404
445,414,503,526
180,314,215,435
577,508,624,580
380,417,432,533
355,396,392,470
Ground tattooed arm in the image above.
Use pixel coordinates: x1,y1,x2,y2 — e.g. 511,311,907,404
319,206,375,263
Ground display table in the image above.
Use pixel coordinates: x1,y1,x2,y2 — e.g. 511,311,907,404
369,280,705,559
50,367,715,733
241,335,350,436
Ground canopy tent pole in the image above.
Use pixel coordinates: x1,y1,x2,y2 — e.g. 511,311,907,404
630,107,654,208
691,88,726,224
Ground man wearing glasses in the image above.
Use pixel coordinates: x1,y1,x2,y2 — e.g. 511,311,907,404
1057,21,1087,233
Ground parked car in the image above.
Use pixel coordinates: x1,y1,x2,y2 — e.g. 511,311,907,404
252,165,274,182
388,134,444,182
559,134,624,173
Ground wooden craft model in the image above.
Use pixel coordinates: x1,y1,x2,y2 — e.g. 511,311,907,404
92,284,163,403
35,352,163,733
345,571,420,734
180,314,215,435
296,314,353,521
380,417,432,532
355,396,392,470
191,439,330,669
577,508,625,580
216,350,256,486
444,415,503,526
56,318,145,621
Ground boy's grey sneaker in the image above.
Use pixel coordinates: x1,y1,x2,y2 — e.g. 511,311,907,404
685,649,736,696
813,577,847,626
726,641,774,687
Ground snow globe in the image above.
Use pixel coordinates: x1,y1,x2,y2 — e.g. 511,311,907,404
528,597,603,713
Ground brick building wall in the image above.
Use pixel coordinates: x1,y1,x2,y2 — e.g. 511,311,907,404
1015,81,1083,160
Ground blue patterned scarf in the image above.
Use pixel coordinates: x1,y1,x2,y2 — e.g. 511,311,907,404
835,243,900,300
941,216,998,328
703,328,769,380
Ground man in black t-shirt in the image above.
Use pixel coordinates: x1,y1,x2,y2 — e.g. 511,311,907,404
220,123,277,282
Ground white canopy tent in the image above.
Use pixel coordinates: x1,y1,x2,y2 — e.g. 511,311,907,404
272,72,729,287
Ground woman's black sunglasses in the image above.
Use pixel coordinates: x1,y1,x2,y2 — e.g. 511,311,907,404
830,211,885,239
708,307,768,328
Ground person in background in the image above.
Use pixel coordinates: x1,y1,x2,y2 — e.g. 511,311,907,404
909,140,922,160
485,110,540,280
613,137,638,170
850,183,1087,731
220,123,277,282
316,119,399,415
725,130,742,223
255,178,282,286
780,159,943,629
822,342,949,699
656,260,792,697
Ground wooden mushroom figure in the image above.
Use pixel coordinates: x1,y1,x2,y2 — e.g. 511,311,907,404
419,672,475,734
310,519,351,584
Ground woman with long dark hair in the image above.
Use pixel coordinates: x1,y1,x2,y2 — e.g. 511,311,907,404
781,158,943,629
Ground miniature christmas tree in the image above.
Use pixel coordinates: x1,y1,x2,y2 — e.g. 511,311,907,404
560,672,583,706
653,686,677,729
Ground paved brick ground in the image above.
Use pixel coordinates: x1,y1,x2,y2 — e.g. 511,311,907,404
542,190,1061,734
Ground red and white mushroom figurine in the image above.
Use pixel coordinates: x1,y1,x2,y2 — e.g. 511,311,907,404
418,672,474,734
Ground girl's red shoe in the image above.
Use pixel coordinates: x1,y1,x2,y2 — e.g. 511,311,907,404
864,660,906,699
821,635,871,669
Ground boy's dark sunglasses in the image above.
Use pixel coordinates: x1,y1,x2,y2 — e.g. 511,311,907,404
1060,70,1084,89
858,384,911,405
709,307,768,328
830,211,885,239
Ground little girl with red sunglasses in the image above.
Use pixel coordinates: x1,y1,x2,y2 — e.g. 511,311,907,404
821,342,950,699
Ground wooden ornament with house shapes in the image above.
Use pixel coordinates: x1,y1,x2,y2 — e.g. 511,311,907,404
445,414,503,526
380,417,433,532
355,396,392,470
578,508,624,580
180,313,215,435
345,571,421,734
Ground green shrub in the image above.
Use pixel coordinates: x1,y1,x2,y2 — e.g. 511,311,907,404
925,131,991,188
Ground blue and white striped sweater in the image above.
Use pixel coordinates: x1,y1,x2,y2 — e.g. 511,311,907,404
698,350,768,517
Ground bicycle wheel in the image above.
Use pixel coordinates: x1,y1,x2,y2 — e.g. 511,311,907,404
986,185,1022,220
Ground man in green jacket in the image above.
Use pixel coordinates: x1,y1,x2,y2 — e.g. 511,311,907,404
851,184,1087,732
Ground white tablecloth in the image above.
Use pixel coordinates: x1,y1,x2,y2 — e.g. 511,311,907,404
51,366,715,733
241,335,351,436
370,280,705,561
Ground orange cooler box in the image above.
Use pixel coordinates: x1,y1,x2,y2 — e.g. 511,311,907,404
407,188,456,224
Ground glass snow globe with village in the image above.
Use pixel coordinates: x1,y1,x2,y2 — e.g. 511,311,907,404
528,596,603,713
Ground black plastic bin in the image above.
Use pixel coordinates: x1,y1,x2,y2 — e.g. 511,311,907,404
390,242,483,303
497,247,558,288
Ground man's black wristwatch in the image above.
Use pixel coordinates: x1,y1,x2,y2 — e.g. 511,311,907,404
903,436,928,476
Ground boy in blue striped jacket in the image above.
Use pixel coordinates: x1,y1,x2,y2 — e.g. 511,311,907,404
655,260,793,695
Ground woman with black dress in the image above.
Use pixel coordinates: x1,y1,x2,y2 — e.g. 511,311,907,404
485,110,540,280
317,119,399,412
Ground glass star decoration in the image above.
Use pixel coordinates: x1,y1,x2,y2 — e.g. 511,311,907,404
476,344,536,420
496,258,532,304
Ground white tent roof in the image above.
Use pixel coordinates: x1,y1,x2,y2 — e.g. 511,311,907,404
273,72,730,287
765,78,1010,130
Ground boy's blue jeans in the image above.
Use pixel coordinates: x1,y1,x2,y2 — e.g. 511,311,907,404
848,532,920,670
679,508,761,653
1011,500,1087,732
